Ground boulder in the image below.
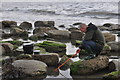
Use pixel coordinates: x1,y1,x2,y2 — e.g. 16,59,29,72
2,33,12,39
70,56,109,75
58,25,65,28
10,27,28,39
107,60,120,72
5,40,23,46
70,30,84,40
97,26,110,31
73,22,83,25
33,27,54,34
103,33,116,42
2,20,17,28
47,67,59,76
100,44,111,55
35,41,66,54
68,27,79,32
29,34,38,41
2,43,14,56
0,45,5,56
47,30,70,40
32,53,59,66
103,23,114,27
19,21,32,30
15,54,33,60
109,24,120,30
59,55,73,70
34,46,46,54
34,21,55,27
2,60,47,79
107,41,120,51
2,56,14,65
103,71,120,80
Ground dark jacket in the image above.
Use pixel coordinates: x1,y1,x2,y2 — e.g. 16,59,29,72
83,23,105,47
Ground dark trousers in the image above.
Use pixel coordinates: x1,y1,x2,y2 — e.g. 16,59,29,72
81,40,102,56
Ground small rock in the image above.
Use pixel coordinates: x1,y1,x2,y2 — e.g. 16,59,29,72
70,56,109,75
59,55,73,70
32,53,59,66
15,54,33,60
2,20,17,28
34,21,55,27
35,41,66,54
19,21,32,30
107,41,120,51
47,30,70,40
2,43,14,56
103,23,114,27
59,25,65,28
103,33,116,42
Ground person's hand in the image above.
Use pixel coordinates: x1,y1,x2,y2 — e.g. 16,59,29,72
76,49,81,53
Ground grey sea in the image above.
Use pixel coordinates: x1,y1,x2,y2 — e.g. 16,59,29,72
1,2,119,26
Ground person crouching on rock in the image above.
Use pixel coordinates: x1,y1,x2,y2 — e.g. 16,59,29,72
77,23,105,60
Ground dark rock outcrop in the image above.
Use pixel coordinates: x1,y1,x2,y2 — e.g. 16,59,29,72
47,30,70,40
70,56,109,75
2,20,17,28
34,21,55,27
19,21,32,30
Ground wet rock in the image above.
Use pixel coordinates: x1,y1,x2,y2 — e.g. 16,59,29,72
103,33,116,42
33,27,54,39
117,32,120,36
100,44,111,55
70,56,109,75
2,33,12,39
109,24,120,30
34,21,55,27
59,55,73,70
70,30,84,40
33,27,54,34
107,41,120,51
2,56,14,65
103,23,114,27
10,27,28,39
34,46,46,54
0,45,5,56
19,21,32,30
13,48,24,56
58,25,65,28
1,29,12,39
5,40,23,46
2,20,17,28
108,61,116,72
110,60,120,71
47,30,70,40
15,54,33,60
32,53,59,66
98,26,110,31
2,43,14,56
103,71,120,80
47,67,59,76
29,34,38,41
73,22,83,25
2,60,47,79
68,27,79,32
35,41,66,54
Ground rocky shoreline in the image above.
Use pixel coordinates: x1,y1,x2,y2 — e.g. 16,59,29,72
0,20,120,80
